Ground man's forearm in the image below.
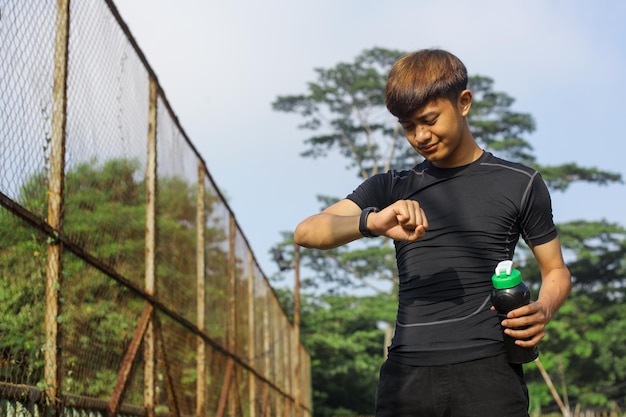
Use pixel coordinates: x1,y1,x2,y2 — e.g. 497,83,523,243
294,213,361,250
537,266,572,322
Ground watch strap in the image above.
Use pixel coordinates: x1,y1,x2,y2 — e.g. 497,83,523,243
359,207,380,238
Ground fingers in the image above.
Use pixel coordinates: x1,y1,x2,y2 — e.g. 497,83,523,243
505,323,545,347
395,200,428,231
501,302,547,348
371,200,428,241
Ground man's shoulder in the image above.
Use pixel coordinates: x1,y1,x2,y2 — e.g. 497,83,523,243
479,152,537,177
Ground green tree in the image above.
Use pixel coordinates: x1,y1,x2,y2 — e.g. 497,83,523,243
272,47,625,415
0,158,229,400
276,288,395,417
1,158,149,393
520,220,626,413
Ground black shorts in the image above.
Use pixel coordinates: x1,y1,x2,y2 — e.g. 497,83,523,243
375,354,530,417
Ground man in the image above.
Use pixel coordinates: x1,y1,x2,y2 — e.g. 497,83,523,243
294,49,571,416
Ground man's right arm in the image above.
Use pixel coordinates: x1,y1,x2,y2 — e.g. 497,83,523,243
294,199,429,250
294,199,363,250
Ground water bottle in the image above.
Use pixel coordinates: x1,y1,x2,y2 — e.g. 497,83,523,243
491,260,539,364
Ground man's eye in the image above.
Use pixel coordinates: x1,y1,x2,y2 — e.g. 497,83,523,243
401,124,414,131
425,118,437,125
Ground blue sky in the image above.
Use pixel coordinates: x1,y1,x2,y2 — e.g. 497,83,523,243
115,0,626,276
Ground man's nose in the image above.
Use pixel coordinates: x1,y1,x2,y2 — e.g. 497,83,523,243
416,125,431,141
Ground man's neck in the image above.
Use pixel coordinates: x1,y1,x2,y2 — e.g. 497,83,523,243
432,137,483,169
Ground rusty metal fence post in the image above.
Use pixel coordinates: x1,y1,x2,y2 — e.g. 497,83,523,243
247,250,257,417
45,0,71,411
294,244,301,417
144,76,158,417
197,162,207,416
216,214,238,417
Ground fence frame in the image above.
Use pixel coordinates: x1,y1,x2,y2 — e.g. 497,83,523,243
0,1,311,416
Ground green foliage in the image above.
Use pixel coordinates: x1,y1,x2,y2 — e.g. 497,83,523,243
0,217,47,384
486,223,626,412
299,293,396,417
0,157,227,401
557,220,626,289
535,163,623,192
524,293,626,412
273,47,412,179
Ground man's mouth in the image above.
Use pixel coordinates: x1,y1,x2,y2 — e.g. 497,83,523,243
419,142,438,153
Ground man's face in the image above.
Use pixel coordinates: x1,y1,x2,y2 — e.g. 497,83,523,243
398,91,473,168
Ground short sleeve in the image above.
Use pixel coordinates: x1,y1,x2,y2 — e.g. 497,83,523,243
519,172,558,246
346,172,395,210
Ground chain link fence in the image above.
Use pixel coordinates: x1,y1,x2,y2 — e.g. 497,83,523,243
0,1,311,416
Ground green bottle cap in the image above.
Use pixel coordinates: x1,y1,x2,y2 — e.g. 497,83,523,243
492,260,522,289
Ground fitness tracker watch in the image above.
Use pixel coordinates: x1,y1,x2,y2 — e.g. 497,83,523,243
359,207,380,238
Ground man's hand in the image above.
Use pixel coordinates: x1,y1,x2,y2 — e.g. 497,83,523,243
499,240,571,348
499,301,548,348
368,200,429,241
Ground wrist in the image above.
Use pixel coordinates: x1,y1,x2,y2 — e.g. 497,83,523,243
359,207,380,238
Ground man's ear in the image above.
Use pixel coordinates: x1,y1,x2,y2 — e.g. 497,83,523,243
458,89,472,116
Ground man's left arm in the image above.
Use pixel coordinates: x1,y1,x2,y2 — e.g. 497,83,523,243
502,237,572,348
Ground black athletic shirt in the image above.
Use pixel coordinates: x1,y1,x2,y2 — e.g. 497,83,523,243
346,151,557,366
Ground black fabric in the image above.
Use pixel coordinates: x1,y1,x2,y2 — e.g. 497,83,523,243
346,152,557,366
375,355,530,417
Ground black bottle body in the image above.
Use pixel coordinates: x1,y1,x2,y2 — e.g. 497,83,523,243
491,282,539,364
